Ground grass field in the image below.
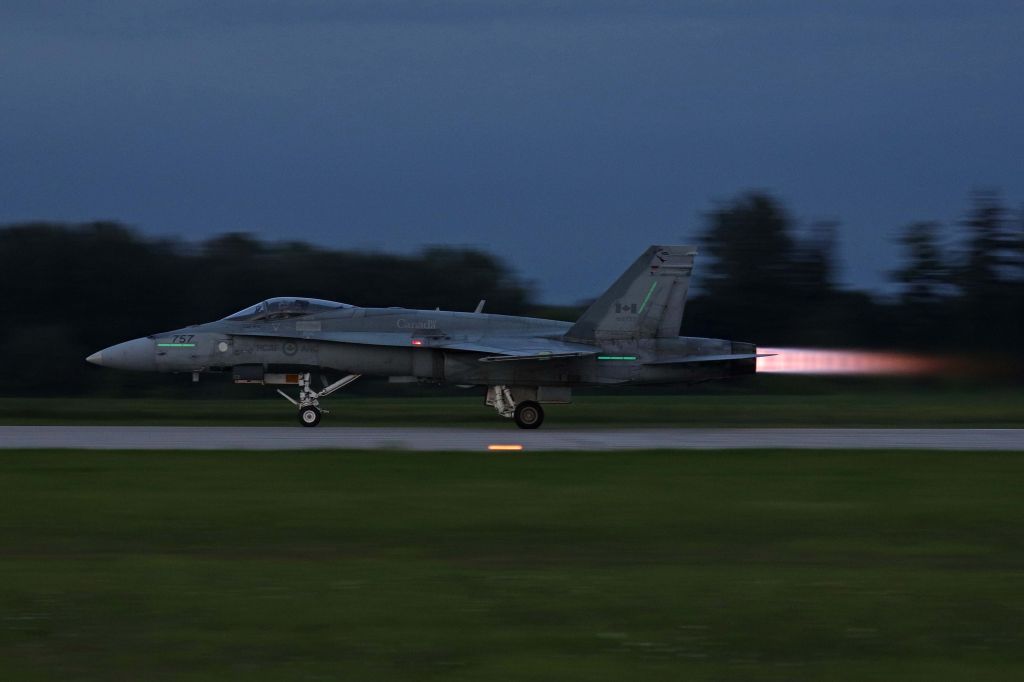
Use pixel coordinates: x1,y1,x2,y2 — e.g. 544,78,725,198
1,386,1023,427
2,448,1024,680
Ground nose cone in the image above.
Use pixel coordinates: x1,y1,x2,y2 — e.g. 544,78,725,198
85,337,157,371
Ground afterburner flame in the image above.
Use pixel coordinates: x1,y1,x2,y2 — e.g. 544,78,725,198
757,348,946,376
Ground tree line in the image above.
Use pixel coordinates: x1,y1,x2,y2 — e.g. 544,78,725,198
685,190,1023,351
0,225,530,394
0,189,1020,394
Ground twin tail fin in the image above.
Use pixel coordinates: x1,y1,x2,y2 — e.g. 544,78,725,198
565,245,696,341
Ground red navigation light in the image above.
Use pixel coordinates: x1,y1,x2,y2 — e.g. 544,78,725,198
411,339,423,346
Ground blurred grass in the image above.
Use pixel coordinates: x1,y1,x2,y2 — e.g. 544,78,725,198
0,388,1022,426
2,448,1024,680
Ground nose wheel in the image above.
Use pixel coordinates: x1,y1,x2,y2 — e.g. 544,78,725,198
298,405,322,427
277,372,360,427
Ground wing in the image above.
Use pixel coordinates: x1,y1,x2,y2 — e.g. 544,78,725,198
423,337,598,362
644,353,773,365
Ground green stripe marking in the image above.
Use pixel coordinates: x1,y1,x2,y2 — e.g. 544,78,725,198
157,343,196,347
637,281,657,314
597,355,638,361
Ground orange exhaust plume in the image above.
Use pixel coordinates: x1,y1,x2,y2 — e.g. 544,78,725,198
756,348,950,376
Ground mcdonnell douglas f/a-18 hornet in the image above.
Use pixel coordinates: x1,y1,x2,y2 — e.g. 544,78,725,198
87,245,765,428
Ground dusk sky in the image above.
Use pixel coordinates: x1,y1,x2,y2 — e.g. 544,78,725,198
2,0,1021,303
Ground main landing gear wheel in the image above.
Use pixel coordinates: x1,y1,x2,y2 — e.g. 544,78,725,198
514,401,544,429
299,405,322,427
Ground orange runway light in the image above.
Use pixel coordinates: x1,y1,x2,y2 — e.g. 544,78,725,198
488,444,524,451
757,348,949,376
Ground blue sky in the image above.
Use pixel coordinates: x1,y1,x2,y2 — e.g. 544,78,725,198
1,1,1021,302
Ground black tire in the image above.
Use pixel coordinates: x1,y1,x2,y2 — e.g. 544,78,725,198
514,401,544,429
298,406,322,427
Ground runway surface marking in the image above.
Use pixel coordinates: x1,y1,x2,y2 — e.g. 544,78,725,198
2,427,1023,451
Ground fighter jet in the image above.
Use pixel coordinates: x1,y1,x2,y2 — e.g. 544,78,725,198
87,245,763,428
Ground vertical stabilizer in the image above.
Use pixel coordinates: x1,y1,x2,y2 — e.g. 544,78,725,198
565,245,696,341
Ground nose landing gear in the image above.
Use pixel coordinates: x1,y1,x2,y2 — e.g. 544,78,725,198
299,405,322,427
278,373,361,427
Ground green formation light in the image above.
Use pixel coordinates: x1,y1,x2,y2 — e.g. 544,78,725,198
637,281,657,314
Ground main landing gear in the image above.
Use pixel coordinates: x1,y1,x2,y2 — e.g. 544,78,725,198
514,401,544,429
486,385,545,429
278,372,361,427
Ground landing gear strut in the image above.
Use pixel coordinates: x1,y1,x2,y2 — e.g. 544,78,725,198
277,372,360,427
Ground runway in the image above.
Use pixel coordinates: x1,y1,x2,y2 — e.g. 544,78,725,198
2,426,1024,451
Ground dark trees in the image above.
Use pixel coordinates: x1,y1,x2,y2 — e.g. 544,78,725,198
957,191,1021,345
684,192,841,345
1,188,1020,396
0,223,532,394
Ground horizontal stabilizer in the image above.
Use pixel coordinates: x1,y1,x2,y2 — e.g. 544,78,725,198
644,353,773,365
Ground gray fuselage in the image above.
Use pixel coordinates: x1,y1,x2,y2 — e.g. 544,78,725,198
95,306,754,387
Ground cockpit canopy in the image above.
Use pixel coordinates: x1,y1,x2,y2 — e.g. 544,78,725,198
223,297,351,322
